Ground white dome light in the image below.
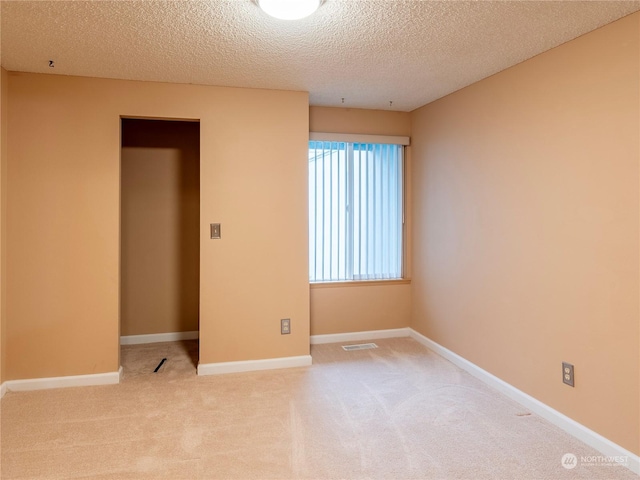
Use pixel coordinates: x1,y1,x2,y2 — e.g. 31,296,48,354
258,0,321,20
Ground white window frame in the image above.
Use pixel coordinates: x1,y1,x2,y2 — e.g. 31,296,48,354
309,132,409,283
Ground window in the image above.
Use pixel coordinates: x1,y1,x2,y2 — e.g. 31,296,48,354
309,140,403,282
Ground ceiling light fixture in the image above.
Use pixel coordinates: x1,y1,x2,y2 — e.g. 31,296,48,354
258,0,320,20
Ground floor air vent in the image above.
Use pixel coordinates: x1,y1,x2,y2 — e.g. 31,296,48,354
342,343,378,351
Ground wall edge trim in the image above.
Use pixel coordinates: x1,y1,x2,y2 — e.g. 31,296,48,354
0,382,7,398
197,355,312,376
120,331,199,345
408,328,640,475
4,370,121,393
310,327,410,345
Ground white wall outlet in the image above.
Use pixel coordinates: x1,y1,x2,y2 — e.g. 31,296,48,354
562,362,574,387
281,318,291,335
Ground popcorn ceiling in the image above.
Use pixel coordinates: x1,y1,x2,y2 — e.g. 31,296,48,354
1,1,638,111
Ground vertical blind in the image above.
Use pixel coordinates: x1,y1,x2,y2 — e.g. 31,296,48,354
309,141,403,282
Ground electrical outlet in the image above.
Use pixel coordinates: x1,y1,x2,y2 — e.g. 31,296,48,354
562,362,574,387
281,318,291,335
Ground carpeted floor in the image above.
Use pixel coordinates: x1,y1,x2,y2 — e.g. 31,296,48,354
0,338,636,479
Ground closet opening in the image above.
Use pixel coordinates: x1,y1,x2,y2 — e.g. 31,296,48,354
119,118,200,378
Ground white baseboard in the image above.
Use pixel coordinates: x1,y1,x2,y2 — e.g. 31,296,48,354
0,381,7,398
120,331,199,345
4,368,122,393
198,355,312,376
310,327,410,345
408,328,640,475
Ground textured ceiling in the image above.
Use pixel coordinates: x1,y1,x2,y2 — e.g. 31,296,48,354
1,1,639,111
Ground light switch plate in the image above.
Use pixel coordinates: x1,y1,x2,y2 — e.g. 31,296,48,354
210,223,221,239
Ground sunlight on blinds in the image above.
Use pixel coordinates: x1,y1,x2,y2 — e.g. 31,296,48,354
309,141,403,282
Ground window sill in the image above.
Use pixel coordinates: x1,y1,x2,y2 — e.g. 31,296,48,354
310,279,411,289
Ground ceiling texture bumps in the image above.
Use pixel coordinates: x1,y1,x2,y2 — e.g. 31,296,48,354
1,1,639,111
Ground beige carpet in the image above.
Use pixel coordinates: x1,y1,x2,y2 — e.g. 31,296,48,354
0,338,636,479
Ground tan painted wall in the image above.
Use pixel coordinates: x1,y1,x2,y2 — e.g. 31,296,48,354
0,67,7,384
6,73,309,380
310,106,411,137
120,119,200,337
311,282,411,335
309,106,412,335
410,13,639,454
